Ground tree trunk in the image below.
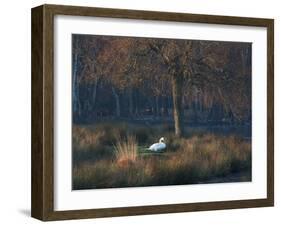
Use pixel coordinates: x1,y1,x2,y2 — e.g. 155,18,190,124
135,89,139,116
112,87,120,117
241,48,247,76
164,96,169,116
92,77,98,111
155,95,159,117
73,40,81,118
159,96,162,116
128,88,133,117
167,95,172,116
172,75,184,137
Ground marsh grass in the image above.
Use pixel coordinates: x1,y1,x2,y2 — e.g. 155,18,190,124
114,135,138,166
72,122,251,189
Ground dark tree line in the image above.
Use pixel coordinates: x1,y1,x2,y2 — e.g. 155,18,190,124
72,34,252,137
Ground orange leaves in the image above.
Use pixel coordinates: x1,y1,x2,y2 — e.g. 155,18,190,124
73,34,251,122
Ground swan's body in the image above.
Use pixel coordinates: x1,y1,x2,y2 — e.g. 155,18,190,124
148,137,166,152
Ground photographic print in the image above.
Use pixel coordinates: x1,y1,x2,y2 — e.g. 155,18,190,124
31,5,274,220
72,34,252,190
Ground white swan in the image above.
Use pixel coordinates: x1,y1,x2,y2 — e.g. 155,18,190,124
148,137,166,152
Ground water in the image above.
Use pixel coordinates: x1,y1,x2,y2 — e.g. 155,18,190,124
185,125,251,139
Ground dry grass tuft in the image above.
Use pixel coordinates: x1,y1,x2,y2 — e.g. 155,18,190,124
73,126,105,150
114,135,138,167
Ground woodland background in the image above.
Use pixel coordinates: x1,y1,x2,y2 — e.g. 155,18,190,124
72,35,252,137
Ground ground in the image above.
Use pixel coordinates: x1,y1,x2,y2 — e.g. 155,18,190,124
72,121,252,190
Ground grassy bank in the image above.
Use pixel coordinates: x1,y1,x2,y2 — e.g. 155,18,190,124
72,122,251,190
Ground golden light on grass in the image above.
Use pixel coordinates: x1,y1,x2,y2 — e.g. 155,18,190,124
73,126,105,151
114,135,138,167
72,124,252,190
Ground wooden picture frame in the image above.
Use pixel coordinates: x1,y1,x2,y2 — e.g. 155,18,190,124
31,4,274,221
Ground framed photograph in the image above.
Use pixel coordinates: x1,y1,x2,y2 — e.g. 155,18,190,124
31,4,274,221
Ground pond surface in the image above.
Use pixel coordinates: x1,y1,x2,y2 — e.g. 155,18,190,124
185,124,251,139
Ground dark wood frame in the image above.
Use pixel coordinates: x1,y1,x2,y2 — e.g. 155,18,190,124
31,4,274,221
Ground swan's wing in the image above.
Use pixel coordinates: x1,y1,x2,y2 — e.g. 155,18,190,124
158,143,166,150
148,143,157,150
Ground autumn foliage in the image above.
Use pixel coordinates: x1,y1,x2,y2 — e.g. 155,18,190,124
72,35,252,135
